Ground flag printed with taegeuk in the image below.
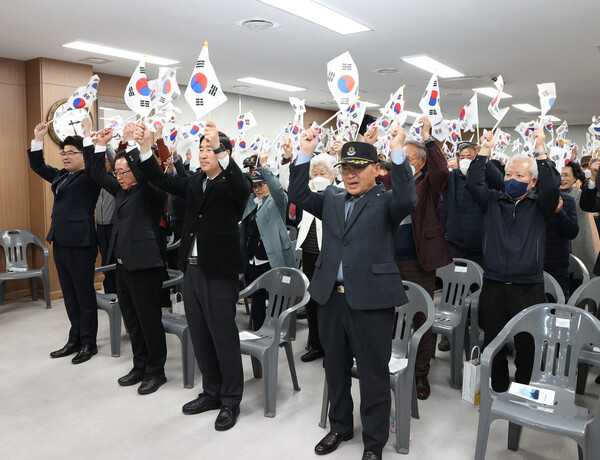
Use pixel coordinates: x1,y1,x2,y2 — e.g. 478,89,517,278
488,75,509,122
458,92,478,132
156,67,181,108
419,74,443,124
289,97,306,122
537,82,556,118
124,60,152,117
60,74,100,116
184,43,227,120
237,112,257,134
327,51,359,112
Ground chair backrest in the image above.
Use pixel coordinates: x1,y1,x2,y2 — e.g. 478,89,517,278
435,258,483,314
392,281,435,359
567,276,600,317
569,254,590,282
543,271,566,303
0,229,42,271
491,303,600,401
249,267,309,336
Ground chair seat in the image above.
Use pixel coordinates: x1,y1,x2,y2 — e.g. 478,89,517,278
492,395,591,440
240,333,280,356
433,312,461,331
0,268,44,280
161,313,189,335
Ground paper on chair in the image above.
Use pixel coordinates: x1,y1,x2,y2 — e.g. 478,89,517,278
7,267,28,272
508,382,555,406
388,357,408,374
239,331,261,341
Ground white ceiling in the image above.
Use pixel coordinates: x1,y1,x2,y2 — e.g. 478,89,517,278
2,0,600,126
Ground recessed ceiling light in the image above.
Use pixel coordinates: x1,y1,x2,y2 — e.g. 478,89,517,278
237,77,306,92
403,110,422,118
401,55,464,78
257,0,371,35
363,102,380,108
232,85,250,89
80,57,110,64
513,103,540,113
376,68,401,75
473,87,512,98
547,115,561,122
445,92,463,98
236,18,279,30
63,41,179,65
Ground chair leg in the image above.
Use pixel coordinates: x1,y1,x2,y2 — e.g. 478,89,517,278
507,422,522,451
181,327,195,388
450,331,464,389
393,385,412,454
431,333,437,358
283,342,300,391
108,304,122,357
42,271,51,308
411,376,420,419
576,363,589,395
30,277,38,301
0,280,5,306
319,377,329,428
263,351,279,417
474,410,491,460
251,356,263,379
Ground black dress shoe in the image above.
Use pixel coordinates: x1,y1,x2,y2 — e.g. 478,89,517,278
50,342,80,358
182,393,222,415
118,369,145,386
301,348,325,362
416,376,431,400
71,345,97,364
437,336,450,352
138,375,167,395
314,431,353,455
215,405,240,431
362,450,382,460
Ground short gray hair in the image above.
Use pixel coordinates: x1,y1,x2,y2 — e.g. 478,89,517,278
403,139,426,159
508,154,538,179
309,153,337,179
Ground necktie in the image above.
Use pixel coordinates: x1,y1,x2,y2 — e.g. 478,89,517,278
346,196,360,223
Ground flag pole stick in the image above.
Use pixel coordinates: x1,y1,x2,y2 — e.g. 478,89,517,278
318,109,342,129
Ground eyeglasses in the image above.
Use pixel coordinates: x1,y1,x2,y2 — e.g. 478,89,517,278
59,150,82,157
252,182,266,189
115,170,132,178
340,164,370,174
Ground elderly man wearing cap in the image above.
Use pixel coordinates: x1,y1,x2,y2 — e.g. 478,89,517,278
240,151,296,330
289,125,417,460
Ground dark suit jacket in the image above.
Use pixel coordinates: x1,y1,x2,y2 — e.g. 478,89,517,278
411,140,453,271
137,155,250,277
289,157,418,310
28,144,100,247
578,182,600,275
89,147,165,271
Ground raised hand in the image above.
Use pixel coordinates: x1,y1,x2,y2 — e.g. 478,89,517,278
259,150,269,167
282,137,293,159
362,124,377,145
123,122,136,143
532,127,546,152
330,139,343,159
478,131,494,156
204,121,220,150
34,122,49,142
96,128,113,147
81,118,92,137
300,126,319,155
389,124,407,152
418,116,432,141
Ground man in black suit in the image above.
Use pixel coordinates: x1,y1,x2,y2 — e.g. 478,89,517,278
289,126,417,460
87,120,168,395
137,121,249,431
28,122,101,364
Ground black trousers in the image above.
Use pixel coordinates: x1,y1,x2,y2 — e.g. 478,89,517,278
319,290,394,453
116,265,166,376
246,262,271,331
302,250,323,352
184,264,243,407
96,223,116,294
479,278,545,392
53,243,98,346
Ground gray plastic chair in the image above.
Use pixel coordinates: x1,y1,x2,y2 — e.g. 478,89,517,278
474,303,600,460
570,254,591,284
318,281,435,454
94,264,121,357
160,269,195,388
0,229,51,308
467,271,568,352
238,266,310,417
433,258,483,389
544,270,566,303
567,277,600,395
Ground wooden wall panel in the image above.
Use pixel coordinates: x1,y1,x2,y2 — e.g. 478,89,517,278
304,106,336,129
0,58,32,299
97,73,128,100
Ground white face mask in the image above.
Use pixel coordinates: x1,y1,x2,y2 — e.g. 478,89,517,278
459,159,472,176
585,169,592,179
310,176,330,192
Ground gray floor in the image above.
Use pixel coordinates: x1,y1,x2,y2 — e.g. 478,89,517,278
0,296,594,460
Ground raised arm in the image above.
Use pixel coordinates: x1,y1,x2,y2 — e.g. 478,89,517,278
259,151,287,214
89,127,120,196
580,160,600,212
465,131,495,212
532,129,560,221
388,126,418,226
27,122,60,183
288,127,324,219
485,159,505,191
418,117,449,196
